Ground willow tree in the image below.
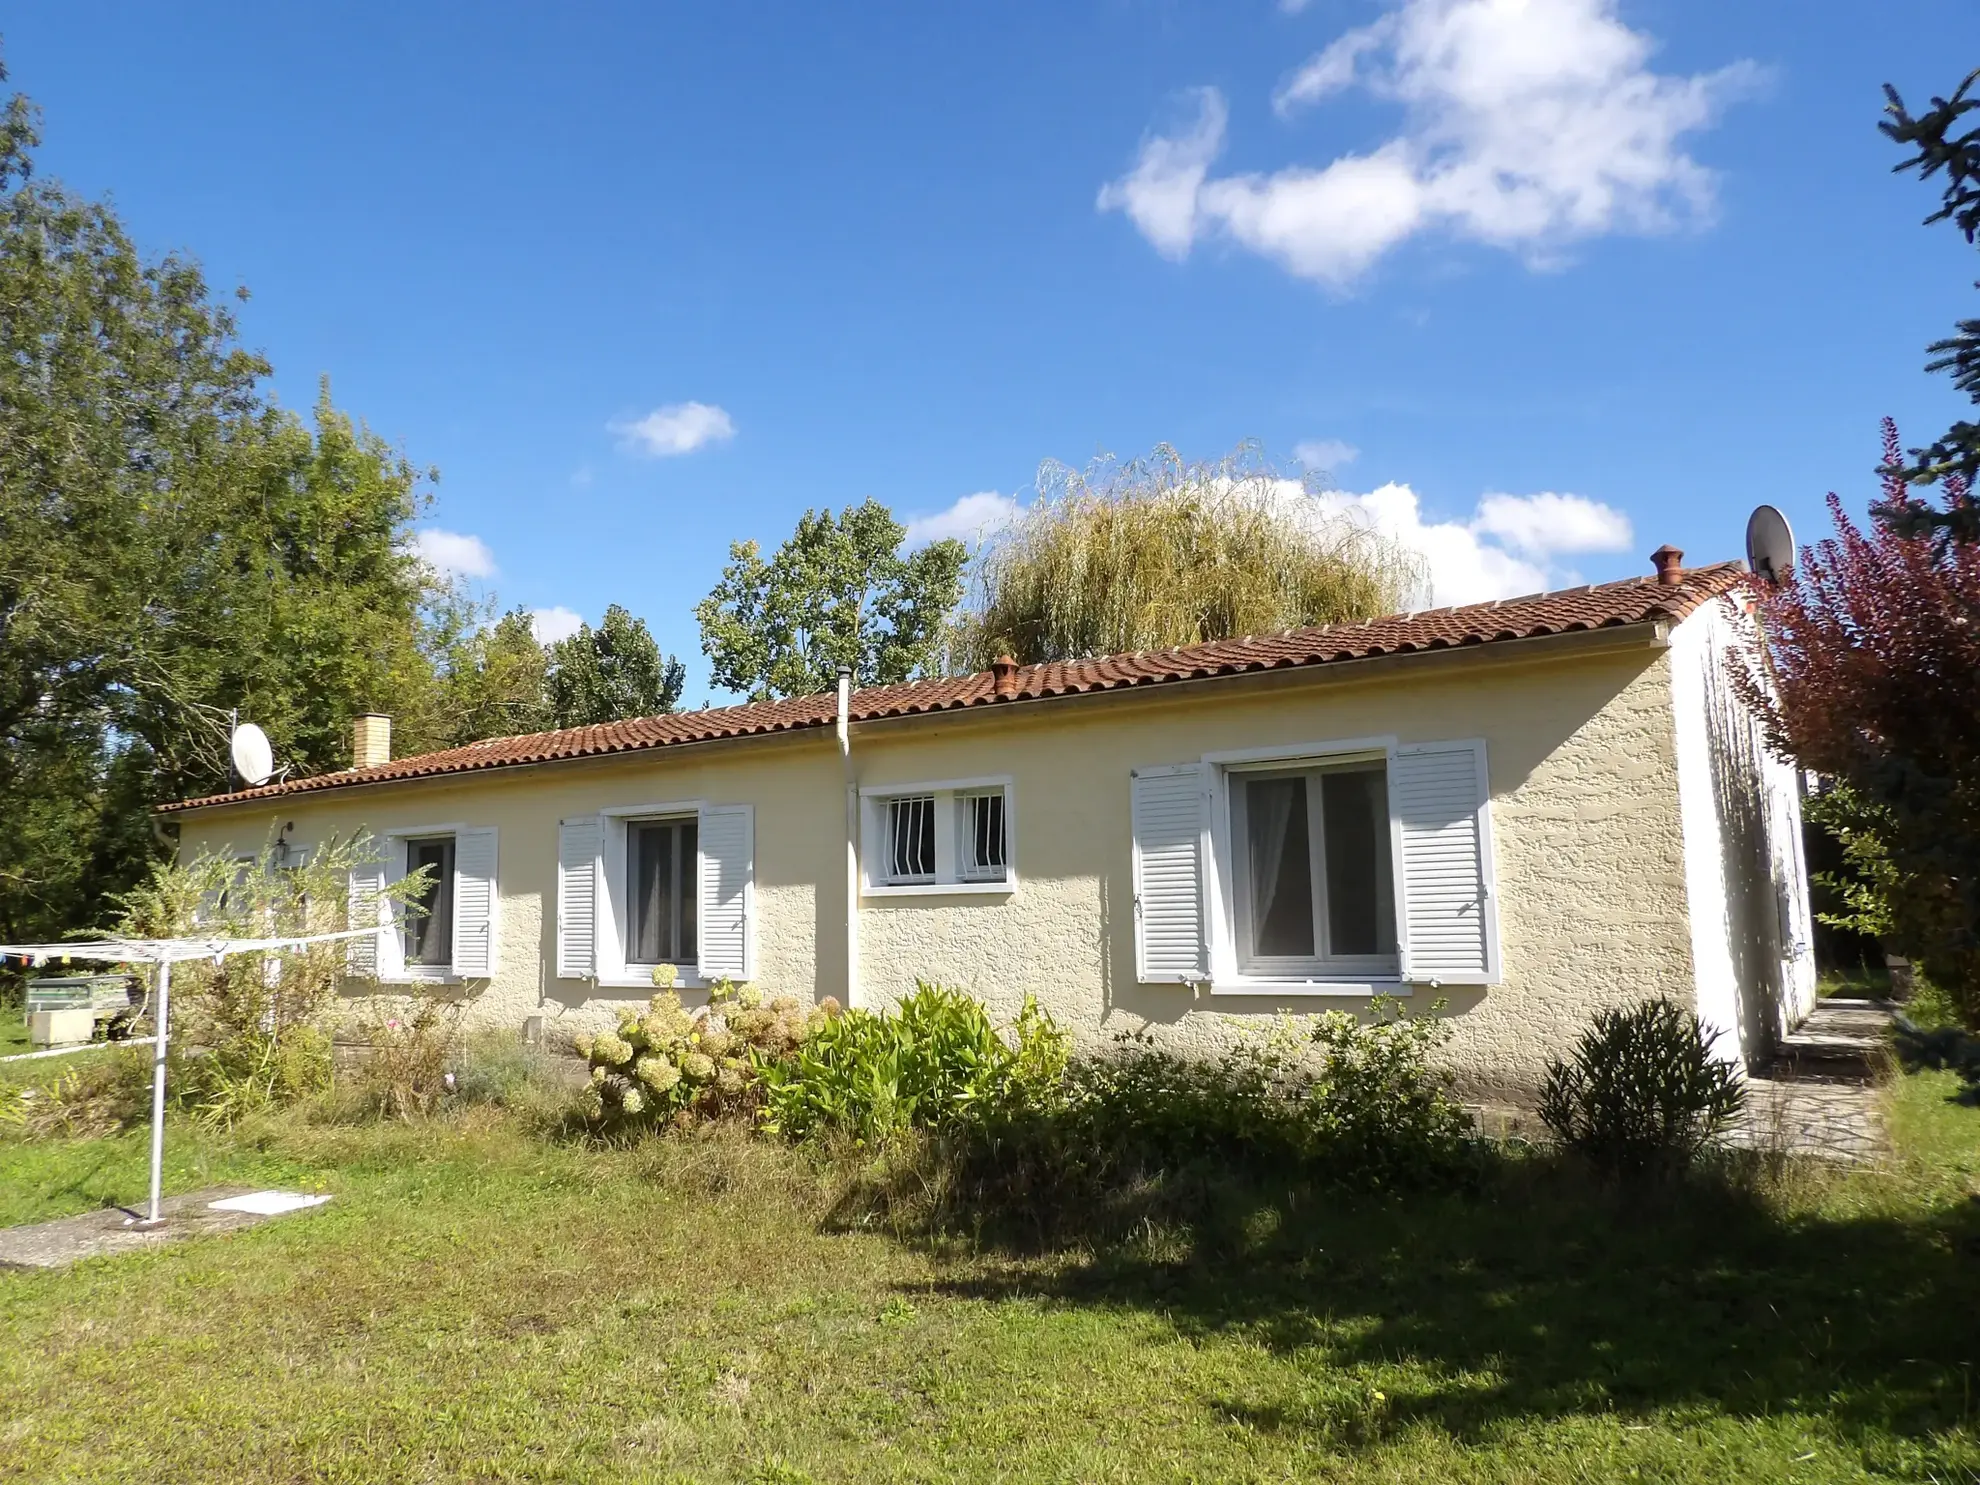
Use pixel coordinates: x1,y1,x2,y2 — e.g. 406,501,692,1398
959,444,1421,668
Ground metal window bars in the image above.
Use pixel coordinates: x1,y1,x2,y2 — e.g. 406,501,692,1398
886,794,938,883
958,791,1007,881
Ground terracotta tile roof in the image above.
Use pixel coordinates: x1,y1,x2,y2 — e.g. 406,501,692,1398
160,561,1744,813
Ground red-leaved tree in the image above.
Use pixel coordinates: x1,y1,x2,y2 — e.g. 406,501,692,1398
1739,420,1980,1027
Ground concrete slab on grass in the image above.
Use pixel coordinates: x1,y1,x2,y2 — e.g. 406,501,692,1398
0,1187,331,1270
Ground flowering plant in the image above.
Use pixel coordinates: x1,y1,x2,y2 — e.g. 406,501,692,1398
572,980,836,1130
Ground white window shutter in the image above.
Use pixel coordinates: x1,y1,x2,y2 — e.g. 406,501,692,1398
452,827,499,977
697,803,754,981
557,817,602,980
1131,764,1207,983
1391,740,1500,986
346,863,386,977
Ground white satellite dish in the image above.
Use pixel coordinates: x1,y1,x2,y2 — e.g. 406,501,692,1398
1745,504,1795,585
230,722,276,787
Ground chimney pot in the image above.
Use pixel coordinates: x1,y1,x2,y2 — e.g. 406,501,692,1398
1650,545,1684,587
352,713,392,769
991,655,1020,700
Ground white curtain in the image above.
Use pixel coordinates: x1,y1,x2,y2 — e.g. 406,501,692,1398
1247,777,1299,941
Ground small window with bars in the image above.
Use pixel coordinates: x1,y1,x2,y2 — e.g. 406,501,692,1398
885,795,938,884
867,781,1014,892
958,791,1007,882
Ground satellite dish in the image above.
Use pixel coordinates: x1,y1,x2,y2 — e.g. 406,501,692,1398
230,722,275,787
1745,504,1795,585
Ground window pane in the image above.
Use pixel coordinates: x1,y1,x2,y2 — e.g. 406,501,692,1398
629,821,697,964
960,792,1006,880
1246,776,1314,958
888,795,936,881
629,823,671,963
1322,768,1391,956
404,836,455,966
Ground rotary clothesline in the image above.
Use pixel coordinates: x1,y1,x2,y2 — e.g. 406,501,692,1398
3,925,380,1226
2,924,381,967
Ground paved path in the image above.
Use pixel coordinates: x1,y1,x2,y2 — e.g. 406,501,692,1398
1730,998,1894,1163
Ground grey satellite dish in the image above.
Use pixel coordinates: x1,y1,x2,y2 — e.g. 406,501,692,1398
1745,504,1795,585
230,721,276,787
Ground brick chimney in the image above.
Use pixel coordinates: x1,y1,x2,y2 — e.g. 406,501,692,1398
1650,545,1684,587
352,713,392,769
991,655,1020,700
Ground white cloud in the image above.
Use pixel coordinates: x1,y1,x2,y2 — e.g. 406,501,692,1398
1096,88,1228,259
1102,0,1759,286
611,401,737,457
903,490,1024,548
1296,480,1633,606
414,528,498,580
1472,489,1632,557
530,606,585,644
1294,438,1360,470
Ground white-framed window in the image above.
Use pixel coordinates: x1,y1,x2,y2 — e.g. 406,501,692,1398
1228,759,1396,979
1131,737,1499,995
346,823,499,983
556,801,753,988
625,815,698,970
861,778,1015,896
401,834,457,968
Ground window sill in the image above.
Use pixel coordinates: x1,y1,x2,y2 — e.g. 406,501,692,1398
376,973,462,987
861,880,1017,900
595,971,713,992
1209,979,1409,998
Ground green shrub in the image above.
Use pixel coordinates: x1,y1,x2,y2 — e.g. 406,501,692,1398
181,1024,333,1129
963,999,1473,1202
0,1047,155,1139
575,981,823,1132
1539,998,1746,1181
757,983,1067,1144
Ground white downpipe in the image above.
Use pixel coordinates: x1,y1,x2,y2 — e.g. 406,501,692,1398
144,958,171,1226
838,667,859,1009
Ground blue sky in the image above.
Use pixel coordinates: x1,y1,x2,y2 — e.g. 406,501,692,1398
9,1,1979,702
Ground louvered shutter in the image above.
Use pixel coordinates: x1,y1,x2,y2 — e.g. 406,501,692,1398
452,827,499,977
1131,764,1207,983
698,804,754,981
1391,740,1499,985
557,817,602,980
346,862,386,977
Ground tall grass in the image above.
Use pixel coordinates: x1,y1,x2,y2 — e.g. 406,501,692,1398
958,443,1422,667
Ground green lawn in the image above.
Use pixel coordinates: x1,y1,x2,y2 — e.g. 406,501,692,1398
1,997,28,1057
1,1073,1977,1483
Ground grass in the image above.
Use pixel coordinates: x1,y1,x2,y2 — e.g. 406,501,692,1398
1819,964,1894,1000
1,996,28,1057
1,1074,1977,1482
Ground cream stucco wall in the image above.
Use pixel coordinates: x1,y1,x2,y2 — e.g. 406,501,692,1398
174,626,1717,1093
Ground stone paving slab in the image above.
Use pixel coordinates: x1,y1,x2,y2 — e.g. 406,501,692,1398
1729,1076,1884,1162
0,1187,331,1270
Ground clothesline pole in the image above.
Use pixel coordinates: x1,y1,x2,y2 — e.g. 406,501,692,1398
143,957,171,1226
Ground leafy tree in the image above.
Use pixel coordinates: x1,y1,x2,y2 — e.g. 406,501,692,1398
425,602,553,744
1737,421,1980,1029
697,500,968,700
0,57,441,941
1880,68,1980,528
960,443,1420,668
547,604,685,727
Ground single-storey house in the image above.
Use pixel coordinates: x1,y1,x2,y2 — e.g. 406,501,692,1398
159,548,1815,1092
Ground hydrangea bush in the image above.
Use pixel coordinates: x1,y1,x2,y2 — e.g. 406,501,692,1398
572,975,840,1131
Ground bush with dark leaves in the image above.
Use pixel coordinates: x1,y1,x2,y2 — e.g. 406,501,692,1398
1540,998,1745,1181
